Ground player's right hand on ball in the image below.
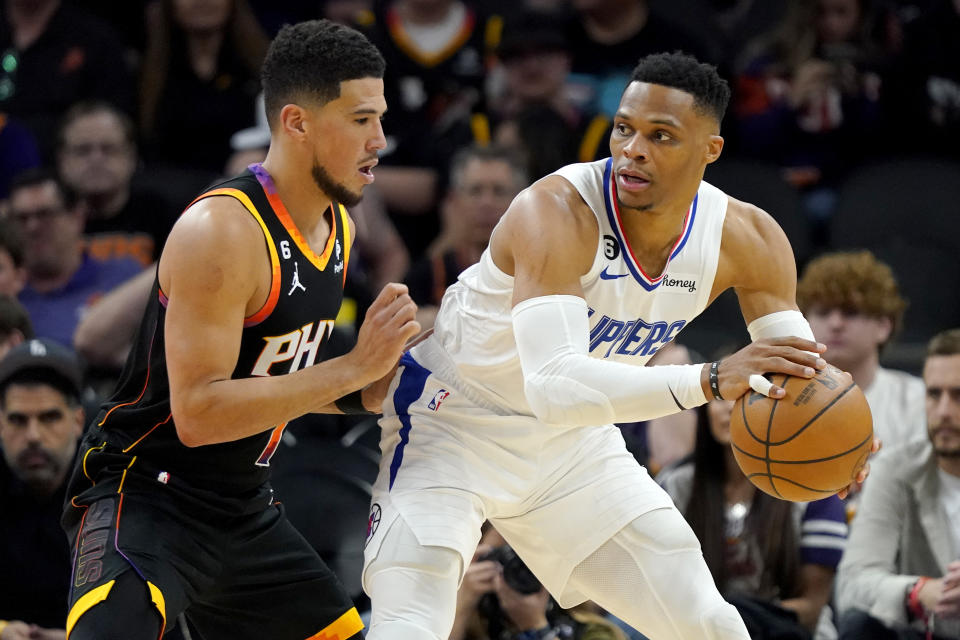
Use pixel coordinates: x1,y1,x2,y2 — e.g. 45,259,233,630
350,283,420,382
715,337,826,400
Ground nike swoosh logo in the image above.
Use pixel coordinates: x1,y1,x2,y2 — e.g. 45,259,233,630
600,266,629,280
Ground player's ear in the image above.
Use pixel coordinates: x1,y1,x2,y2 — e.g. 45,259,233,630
278,104,308,139
704,135,724,165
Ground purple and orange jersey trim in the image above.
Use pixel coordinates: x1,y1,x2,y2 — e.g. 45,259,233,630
339,204,351,286
250,163,340,273
184,186,283,327
602,158,698,291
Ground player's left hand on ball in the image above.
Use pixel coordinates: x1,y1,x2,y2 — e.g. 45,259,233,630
836,438,880,499
717,337,826,399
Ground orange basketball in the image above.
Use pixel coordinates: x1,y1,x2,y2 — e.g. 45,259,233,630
730,365,873,502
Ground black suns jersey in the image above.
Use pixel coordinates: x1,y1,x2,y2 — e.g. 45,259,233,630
87,164,351,498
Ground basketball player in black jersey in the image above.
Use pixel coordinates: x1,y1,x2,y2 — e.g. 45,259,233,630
60,20,419,640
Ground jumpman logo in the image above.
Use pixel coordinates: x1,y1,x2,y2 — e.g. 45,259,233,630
288,261,306,295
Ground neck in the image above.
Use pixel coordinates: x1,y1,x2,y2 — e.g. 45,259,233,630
838,352,879,391
7,0,59,49
939,455,960,478
618,194,692,267
28,246,83,294
83,188,130,218
261,148,332,230
187,30,224,80
398,0,455,24
583,0,648,44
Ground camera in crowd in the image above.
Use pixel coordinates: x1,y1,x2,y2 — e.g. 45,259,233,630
479,545,541,594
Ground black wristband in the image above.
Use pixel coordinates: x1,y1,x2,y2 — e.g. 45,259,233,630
709,360,723,400
334,389,374,415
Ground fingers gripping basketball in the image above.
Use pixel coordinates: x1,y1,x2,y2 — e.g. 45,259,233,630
730,365,873,502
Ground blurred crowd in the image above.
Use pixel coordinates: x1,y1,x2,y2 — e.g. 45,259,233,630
1,0,959,639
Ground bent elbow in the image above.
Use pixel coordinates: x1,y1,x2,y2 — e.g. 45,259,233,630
171,399,208,447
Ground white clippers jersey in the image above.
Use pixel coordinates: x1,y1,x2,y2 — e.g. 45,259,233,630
425,157,729,413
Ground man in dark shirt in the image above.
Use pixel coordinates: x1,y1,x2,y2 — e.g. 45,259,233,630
0,338,85,637
0,0,134,158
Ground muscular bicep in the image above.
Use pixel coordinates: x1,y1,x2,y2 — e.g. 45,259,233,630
160,200,264,413
490,178,597,307
718,199,800,325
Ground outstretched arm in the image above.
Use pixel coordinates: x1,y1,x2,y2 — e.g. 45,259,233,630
491,179,822,428
162,197,419,447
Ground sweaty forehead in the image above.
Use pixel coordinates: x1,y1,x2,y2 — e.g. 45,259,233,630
618,82,700,124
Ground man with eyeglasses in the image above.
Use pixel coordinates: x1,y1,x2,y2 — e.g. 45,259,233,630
56,101,179,268
10,168,141,348
404,144,527,329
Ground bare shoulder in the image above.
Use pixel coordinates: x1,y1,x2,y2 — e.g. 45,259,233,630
492,174,598,276
721,196,789,255
159,195,266,298
716,196,794,289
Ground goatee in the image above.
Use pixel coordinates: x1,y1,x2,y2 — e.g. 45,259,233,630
312,160,362,207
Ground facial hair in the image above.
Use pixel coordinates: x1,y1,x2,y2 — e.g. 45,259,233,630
930,424,960,458
311,157,363,207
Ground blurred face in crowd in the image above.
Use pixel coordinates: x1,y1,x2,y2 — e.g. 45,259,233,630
806,307,890,371
58,109,136,200
503,48,570,104
173,0,232,33
302,78,387,207
9,180,83,279
0,383,84,496
0,248,25,297
707,397,735,446
924,354,960,460
817,0,861,44
449,158,520,247
610,82,722,213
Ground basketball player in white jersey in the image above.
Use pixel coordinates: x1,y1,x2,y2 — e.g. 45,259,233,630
362,52,871,640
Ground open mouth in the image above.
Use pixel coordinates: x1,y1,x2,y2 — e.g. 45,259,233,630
618,171,650,192
358,160,378,183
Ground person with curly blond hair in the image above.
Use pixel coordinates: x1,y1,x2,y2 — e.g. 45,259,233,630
797,250,926,457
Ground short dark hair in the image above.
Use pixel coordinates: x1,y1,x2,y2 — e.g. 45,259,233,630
9,167,78,210
629,52,731,123
449,145,529,192
261,19,386,127
928,329,960,358
57,100,137,150
0,295,32,341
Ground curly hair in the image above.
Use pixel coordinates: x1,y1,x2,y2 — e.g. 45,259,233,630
796,250,907,344
261,19,386,126
629,51,731,122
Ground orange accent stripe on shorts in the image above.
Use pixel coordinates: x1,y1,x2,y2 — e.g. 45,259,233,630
116,457,138,494
66,580,115,638
189,187,282,327
81,441,107,483
306,607,364,639
123,414,172,453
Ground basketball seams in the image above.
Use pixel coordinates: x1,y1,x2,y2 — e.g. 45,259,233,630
767,381,856,446
732,432,872,465
764,375,788,499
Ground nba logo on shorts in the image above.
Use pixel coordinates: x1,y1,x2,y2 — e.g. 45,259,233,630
428,389,450,411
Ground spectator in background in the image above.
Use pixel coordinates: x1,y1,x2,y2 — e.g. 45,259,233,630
881,0,960,157
0,112,40,201
0,294,31,358
140,0,268,172
0,0,134,158
10,169,141,348
57,101,179,267
488,8,611,182
731,0,886,235
658,394,848,639
404,144,525,329
564,0,712,117
0,216,25,296
0,338,85,638
364,0,502,257
797,251,925,457
835,328,960,640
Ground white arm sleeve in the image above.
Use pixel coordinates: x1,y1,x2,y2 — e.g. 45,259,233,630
746,309,815,342
511,295,707,427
